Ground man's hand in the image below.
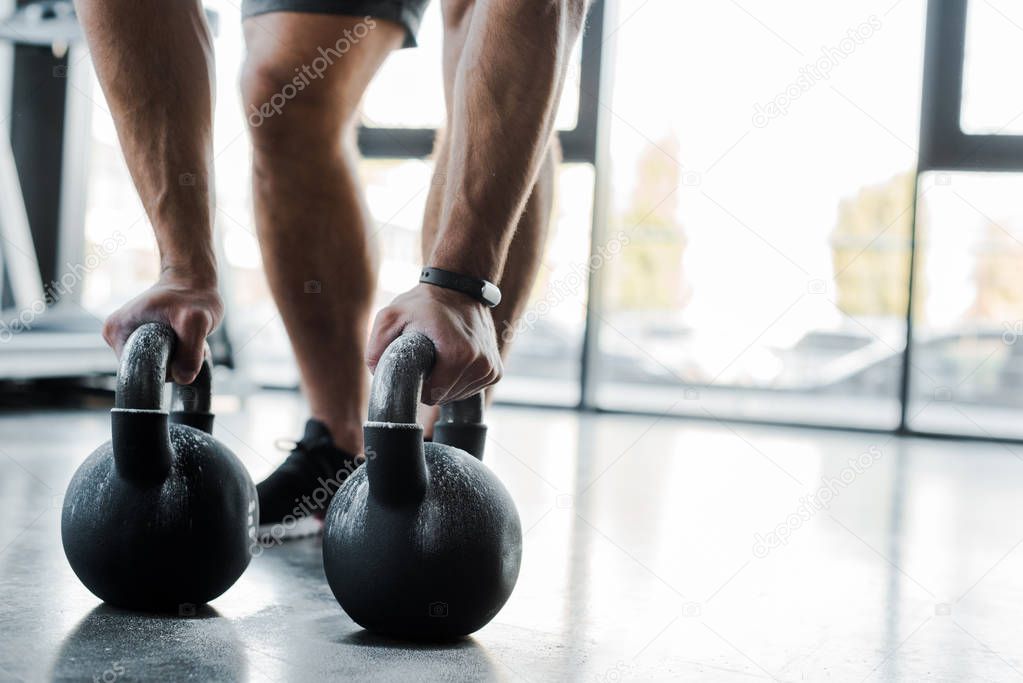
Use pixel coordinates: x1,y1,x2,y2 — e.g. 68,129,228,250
102,270,223,385
367,285,502,405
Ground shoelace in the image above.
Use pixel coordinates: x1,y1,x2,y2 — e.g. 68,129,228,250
273,438,300,453
272,435,365,470
270,437,325,475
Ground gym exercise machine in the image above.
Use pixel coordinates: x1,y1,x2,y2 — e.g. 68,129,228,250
0,1,114,380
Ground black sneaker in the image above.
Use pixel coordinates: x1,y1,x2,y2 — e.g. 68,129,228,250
255,419,361,543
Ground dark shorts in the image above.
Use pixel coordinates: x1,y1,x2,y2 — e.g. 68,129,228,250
241,0,432,48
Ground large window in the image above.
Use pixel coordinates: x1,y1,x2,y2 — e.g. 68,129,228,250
905,0,1023,439
959,0,1023,135
588,0,925,428
908,172,1023,437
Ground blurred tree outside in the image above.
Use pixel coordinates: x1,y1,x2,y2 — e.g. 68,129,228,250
831,171,922,320
607,136,690,311
968,219,1023,322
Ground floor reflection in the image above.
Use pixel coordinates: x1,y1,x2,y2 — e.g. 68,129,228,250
881,439,907,682
52,605,246,682
340,628,499,676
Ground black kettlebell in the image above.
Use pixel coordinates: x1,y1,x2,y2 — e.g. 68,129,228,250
61,323,257,610
322,332,522,639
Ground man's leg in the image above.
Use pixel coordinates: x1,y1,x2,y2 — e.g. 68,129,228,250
241,13,405,455
420,0,558,432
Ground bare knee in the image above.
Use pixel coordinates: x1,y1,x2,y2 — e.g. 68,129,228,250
241,56,359,156
240,12,403,153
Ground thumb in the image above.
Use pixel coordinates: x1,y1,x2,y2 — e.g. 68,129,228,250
170,309,211,385
366,308,405,373
101,316,134,358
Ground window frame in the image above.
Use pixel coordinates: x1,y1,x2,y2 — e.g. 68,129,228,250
356,0,605,164
918,0,1023,172
900,0,1023,437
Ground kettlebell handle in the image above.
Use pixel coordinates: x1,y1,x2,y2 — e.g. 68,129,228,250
366,331,485,451
364,332,488,507
110,322,215,484
114,322,213,418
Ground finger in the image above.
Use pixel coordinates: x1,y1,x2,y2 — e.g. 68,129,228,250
422,361,476,406
101,317,134,357
452,364,499,403
366,308,405,372
490,357,504,386
456,355,503,402
420,341,476,405
427,353,497,405
170,309,211,385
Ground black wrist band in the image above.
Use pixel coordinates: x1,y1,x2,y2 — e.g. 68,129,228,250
419,267,502,308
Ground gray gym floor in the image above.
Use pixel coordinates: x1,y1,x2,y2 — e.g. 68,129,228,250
1,391,1022,681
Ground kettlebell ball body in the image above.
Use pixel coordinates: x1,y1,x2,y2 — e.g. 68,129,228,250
323,425,522,639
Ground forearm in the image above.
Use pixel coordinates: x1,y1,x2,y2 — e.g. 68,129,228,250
76,0,217,284
430,0,586,281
